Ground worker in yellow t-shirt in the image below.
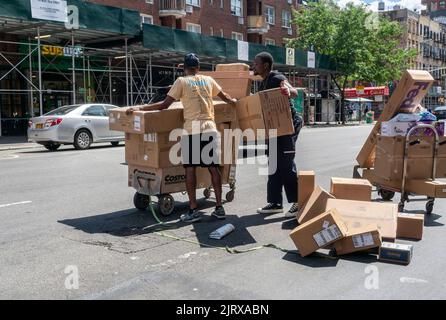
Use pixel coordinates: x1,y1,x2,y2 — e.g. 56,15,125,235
127,53,236,223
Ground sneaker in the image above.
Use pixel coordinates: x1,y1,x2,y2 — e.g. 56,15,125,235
180,209,202,223
257,203,283,214
211,206,226,220
284,203,299,218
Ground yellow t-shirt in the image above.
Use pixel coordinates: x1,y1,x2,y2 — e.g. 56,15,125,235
167,74,222,134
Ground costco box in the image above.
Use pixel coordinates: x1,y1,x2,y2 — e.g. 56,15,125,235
381,121,444,137
200,71,252,99
298,171,315,208
236,88,294,140
356,70,434,167
297,186,335,224
405,179,446,198
374,135,434,181
332,226,382,255
325,198,398,240
379,242,413,265
128,165,212,195
289,208,349,257
330,177,372,201
397,212,424,240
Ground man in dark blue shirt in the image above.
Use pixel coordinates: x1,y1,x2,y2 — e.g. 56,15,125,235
252,52,303,218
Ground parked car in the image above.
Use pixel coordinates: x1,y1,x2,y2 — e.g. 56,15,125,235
27,104,125,151
433,106,446,120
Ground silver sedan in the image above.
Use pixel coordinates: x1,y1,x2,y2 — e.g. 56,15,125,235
27,104,125,151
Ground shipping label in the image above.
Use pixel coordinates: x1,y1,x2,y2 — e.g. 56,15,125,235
352,232,375,248
134,116,141,131
313,225,342,247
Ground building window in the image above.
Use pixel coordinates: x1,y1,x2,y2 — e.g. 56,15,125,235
265,6,275,25
186,23,201,33
265,38,275,45
209,0,213,4
210,27,214,36
441,1,446,7
282,10,291,28
220,29,224,37
231,0,242,17
145,0,153,4
140,14,153,26
186,0,201,7
220,0,224,9
231,32,243,41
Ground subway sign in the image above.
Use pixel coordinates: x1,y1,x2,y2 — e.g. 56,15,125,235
41,45,83,57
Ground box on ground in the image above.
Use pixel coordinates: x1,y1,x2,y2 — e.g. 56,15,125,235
298,171,315,208
397,212,424,240
297,186,335,224
379,242,413,265
332,226,382,255
405,179,446,198
330,177,372,201
325,198,398,240
356,70,434,168
289,208,348,257
236,88,294,140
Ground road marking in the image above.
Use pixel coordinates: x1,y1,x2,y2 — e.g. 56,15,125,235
400,277,428,284
0,201,32,208
0,155,19,160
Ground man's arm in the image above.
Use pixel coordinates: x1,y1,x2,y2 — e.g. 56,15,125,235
125,96,176,115
217,91,237,104
280,80,297,98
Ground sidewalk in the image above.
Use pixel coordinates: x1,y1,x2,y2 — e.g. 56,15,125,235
0,136,40,151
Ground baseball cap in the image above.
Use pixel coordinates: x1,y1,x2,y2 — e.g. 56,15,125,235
184,53,199,68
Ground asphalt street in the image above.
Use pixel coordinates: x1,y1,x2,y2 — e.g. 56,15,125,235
0,124,445,299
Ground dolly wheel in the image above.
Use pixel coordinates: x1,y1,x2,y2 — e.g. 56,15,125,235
426,199,434,214
157,194,175,216
380,189,395,201
133,193,150,211
226,190,235,202
398,202,405,212
203,188,212,199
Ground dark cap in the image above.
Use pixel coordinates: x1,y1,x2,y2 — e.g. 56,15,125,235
184,53,199,68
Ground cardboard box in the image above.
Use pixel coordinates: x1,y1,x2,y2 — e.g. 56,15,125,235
379,242,413,265
356,70,434,167
297,186,335,224
128,165,212,195
374,135,434,181
381,121,444,137
289,208,349,257
332,226,382,255
325,198,398,240
362,168,401,190
214,102,237,124
397,212,424,240
236,88,294,140
215,63,250,72
405,179,446,198
330,177,372,201
435,136,446,178
298,171,315,208
200,71,252,99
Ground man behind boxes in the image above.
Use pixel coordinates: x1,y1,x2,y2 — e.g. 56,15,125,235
253,52,303,218
126,53,236,223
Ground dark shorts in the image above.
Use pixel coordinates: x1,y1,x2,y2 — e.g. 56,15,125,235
181,132,220,168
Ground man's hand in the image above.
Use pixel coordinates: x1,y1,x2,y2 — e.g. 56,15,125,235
229,98,237,104
125,107,135,115
280,81,291,97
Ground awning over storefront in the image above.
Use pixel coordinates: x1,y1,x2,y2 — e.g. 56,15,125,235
343,86,389,98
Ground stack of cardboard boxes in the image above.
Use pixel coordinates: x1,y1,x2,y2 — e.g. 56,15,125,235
109,63,295,197
290,171,422,265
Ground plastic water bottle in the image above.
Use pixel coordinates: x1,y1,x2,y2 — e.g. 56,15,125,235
209,224,235,240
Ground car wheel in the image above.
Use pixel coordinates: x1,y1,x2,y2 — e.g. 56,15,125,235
74,129,92,150
44,143,61,151
111,141,120,147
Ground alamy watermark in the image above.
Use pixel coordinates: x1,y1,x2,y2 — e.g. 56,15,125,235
64,265,79,290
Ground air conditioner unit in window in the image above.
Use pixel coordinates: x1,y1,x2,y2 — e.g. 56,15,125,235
186,5,193,13
238,17,244,25
287,28,292,35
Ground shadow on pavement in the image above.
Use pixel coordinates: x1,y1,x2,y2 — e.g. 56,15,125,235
18,144,124,154
281,218,298,230
404,209,444,227
282,250,339,268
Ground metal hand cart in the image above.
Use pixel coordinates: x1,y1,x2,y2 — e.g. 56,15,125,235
132,166,237,216
355,123,442,214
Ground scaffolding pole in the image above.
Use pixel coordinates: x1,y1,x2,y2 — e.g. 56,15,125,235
149,53,153,98
71,31,76,104
125,38,129,106
37,26,43,116
130,53,133,105
109,57,112,104
28,37,33,116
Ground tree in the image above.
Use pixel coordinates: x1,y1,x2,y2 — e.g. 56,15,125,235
286,1,416,123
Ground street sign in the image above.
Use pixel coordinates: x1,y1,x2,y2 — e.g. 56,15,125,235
356,85,365,95
31,0,68,23
307,51,315,68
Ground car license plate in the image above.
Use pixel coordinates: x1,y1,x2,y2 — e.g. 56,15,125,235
36,123,43,129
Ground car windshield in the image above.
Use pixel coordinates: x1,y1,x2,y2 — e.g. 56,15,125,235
44,105,80,116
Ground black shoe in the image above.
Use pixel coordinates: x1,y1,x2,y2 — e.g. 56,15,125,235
180,208,202,223
257,203,284,214
285,203,299,218
211,206,226,220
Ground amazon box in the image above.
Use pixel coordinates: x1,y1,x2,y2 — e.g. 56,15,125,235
397,212,424,240
297,186,335,224
298,171,315,208
289,208,348,257
330,177,372,201
332,227,381,255
379,242,413,265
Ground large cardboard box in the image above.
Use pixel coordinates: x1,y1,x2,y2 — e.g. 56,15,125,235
298,171,315,208
214,102,237,124
325,198,398,240
405,179,446,197
374,135,434,181
289,208,349,257
362,168,401,190
297,186,335,224
356,70,434,167
381,121,444,137
436,136,446,178
379,242,413,265
397,212,424,240
236,88,294,140
128,165,212,195
330,177,372,201
200,71,252,99
215,63,250,72
332,226,382,255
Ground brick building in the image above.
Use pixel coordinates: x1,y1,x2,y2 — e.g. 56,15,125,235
87,0,300,47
